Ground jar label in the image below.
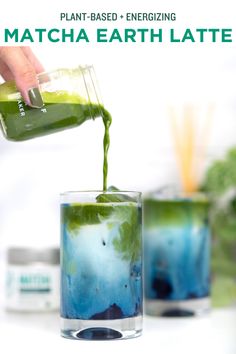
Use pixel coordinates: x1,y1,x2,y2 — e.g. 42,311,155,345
5,265,60,311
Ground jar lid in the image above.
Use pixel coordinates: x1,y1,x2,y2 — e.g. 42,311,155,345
7,247,60,265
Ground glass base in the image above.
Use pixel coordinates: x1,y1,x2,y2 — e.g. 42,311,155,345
145,297,211,317
61,316,142,340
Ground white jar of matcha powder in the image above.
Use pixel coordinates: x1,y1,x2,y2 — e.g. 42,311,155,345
5,247,60,312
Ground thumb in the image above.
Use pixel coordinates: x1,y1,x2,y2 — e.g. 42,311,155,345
0,47,43,108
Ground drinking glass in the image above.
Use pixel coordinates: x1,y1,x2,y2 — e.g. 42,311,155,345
144,192,211,316
60,191,142,339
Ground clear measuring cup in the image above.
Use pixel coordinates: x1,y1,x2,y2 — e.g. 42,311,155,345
0,66,103,141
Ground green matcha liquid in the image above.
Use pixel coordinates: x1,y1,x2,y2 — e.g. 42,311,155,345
0,90,112,190
102,110,112,191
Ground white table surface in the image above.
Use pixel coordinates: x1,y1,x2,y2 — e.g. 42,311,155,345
0,308,235,354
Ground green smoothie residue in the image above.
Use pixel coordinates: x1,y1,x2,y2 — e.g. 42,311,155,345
62,201,141,262
144,198,209,228
0,88,112,191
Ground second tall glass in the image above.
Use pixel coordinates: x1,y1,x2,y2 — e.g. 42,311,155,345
144,192,211,317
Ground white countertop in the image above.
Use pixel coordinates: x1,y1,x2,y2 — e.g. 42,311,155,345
0,308,235,354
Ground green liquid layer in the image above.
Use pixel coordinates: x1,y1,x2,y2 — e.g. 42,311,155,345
62,201,142,262
144,198,209,227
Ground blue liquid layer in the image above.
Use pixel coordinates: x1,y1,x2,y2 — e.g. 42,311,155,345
61,204,142,320
144,200,210,301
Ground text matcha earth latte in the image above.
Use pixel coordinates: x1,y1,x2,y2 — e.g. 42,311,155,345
0,89,112,190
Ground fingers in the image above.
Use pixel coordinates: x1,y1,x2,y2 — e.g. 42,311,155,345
21,46,45,74
0,59,14,81
0,46,43,108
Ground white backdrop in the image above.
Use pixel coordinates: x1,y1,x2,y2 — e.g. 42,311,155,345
0,0,236,248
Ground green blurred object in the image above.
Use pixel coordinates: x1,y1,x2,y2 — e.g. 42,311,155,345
203,147,236,308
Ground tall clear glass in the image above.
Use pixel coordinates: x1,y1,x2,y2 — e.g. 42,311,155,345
144,192,211,317
60,191,142,340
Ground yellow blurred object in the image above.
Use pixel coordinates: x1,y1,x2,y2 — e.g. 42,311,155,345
169,104,213,194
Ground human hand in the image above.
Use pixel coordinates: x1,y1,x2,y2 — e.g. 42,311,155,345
0,46,44,108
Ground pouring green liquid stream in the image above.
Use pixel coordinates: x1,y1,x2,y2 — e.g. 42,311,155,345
102,110,112,191
0,88,112,190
